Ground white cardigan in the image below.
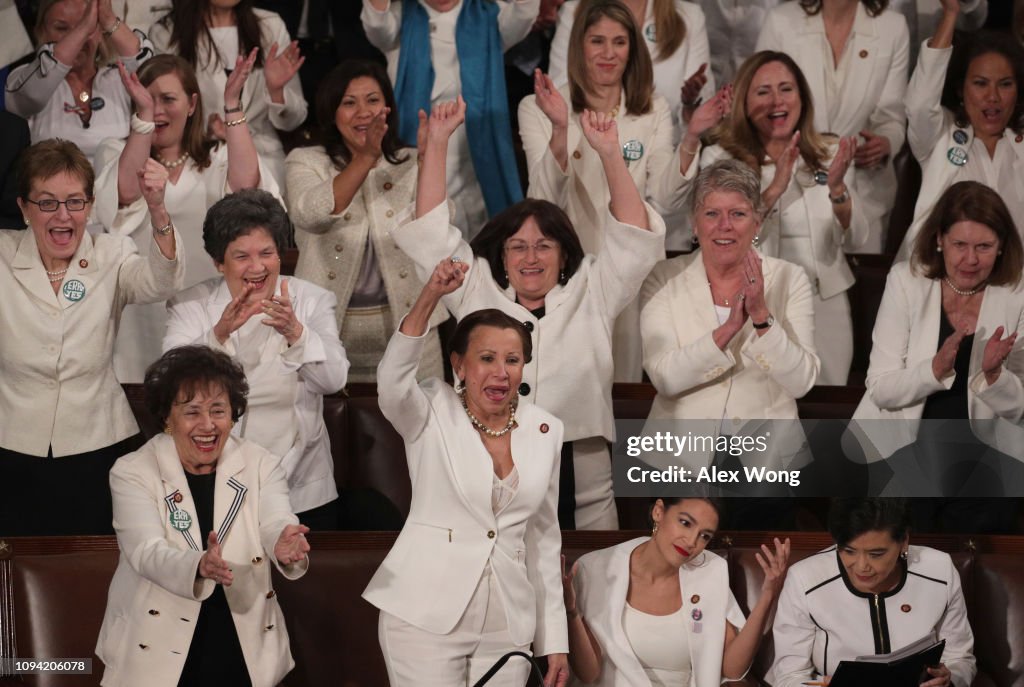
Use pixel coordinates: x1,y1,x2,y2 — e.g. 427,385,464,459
850,262,1024,460
573,538,746,687
897,42,1024,261
96,434,308,687
756,2,909,252
362,329,568,655
0,227,183,457
149,9,306,189
769,545,976,687
390,200,666,443
519,86,685,255
163,277,349,513
548,0,715,137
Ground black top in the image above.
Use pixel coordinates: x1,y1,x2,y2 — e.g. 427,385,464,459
178,472,252,687
921,308,973,420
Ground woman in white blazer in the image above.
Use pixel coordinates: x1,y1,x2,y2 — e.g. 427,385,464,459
0,139,182,536
770,498,975,687
897,2,1024,259
286,60,446,383
548,0,715,138
96,345,310,687
564,497,789,686
149,0,305,188
756,0,910,253
394,100,665,530
164,189,349,528
4,0,152,167
641,160,820,474
93,54,279,383
686,51,867,384
363,260,569,686
851,182,1024,482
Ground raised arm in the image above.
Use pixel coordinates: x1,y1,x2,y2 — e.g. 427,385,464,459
906,1,957,160
496,0,541,51
580,109,647,229
97,0,142,57
262,15,307,131
116,62,155,207
360,0,403,52
224,49,261,192
416,98,466,218
722,538,790,679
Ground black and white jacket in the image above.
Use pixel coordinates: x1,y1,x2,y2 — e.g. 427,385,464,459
769,545,976,687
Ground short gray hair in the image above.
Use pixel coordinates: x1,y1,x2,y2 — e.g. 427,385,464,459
691,159,764,219
202,189,291,264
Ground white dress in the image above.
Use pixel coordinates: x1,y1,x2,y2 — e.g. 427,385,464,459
92,137,281,382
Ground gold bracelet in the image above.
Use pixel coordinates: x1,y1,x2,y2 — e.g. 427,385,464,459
102,16,122,36
682,142,700,156
225,114,247,127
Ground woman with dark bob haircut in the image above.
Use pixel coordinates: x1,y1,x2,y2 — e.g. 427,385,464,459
364,263,569,686
564,496,788,685
97,344,310,687
286,59,446,383
853,182,1024,480
164,189,349,529
393,98,666,530
897,0,1024,258
771,498,976,687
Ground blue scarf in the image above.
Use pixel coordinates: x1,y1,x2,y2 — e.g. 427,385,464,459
394,0,523,219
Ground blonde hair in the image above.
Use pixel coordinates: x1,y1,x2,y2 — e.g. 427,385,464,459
650,0,686,62
713,51,830,176
567,0,654,116
34,0,115,66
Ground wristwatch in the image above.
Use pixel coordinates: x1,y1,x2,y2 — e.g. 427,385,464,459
753,315,775,330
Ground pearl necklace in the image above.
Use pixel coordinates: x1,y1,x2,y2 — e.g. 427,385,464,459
46,267,68,283
944,277,983,297
460,390,517,438
156,151,190,169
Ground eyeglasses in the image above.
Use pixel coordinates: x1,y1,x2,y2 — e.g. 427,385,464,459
25,198,91,213
504,240,558,257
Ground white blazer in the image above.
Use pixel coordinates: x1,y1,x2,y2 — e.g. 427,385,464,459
850,262,1024,460
548,0,715,137
897,42,1024,261
756,2,909,251
362,330,569,655
519,86,685,255
163,276,349,513
640,252,818,469
390,200,666,443
699,144,868,300
149,9,306,189
573,538,746,687
0,228,183,457
96,434,308,687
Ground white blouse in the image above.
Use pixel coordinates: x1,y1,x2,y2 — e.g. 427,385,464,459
623,603,691,687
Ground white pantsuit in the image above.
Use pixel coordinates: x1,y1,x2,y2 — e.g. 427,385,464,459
573,538,747,687
757,2,909,253
96,434,309,687
363,329,568,683
163,276,349,514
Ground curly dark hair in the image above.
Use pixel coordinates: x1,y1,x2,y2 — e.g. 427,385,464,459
316,59,408,169
202,188,291,264
828,498,910,548
145,345,249,426
943,30,1024,135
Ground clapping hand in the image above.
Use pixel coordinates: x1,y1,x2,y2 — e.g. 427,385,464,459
261,278,304,346
827,136,856,193
932,316,971,380
137,158,169,209
767,131,801,200
982,325,1017,385
687,83,732,139
208,47,258,139
533,69,568,130
427,258,469,297
680,63,709,122
274,523,311,566
350,107,389,162
756,537,791,599
264,40,304,96
854,129,891,169
213,281,264,344
580,109,620,159
118,61,154,120
198,531,233,586
741,250,769,325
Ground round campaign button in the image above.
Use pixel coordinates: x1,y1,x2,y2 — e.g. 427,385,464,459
622,140,644,162
170,509,192,531
62,279,86,302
